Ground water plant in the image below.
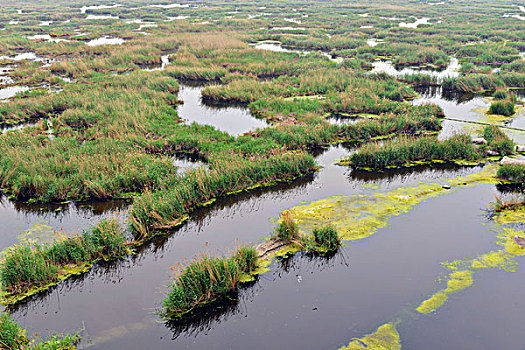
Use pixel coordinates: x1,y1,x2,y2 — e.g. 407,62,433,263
483,125,515,156
274,210,300,241
488,100,515,116
312,225,341,252
497,164,525,184
163,247,258,317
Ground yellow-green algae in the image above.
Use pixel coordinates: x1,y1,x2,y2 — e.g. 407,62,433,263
339,323,401,350
416,270,473,314
288,163,500,241
16,223,57,246
239,258,271,283
495,207,525,225
417,207,525,314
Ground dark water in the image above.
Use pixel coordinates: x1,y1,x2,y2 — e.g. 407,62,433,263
177,84,269,135
6,144,521,349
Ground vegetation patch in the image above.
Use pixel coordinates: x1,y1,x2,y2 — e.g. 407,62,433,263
483,125,515,156
163,246,258,318
0,218,129,304
341,135,482,170
339,323,401,350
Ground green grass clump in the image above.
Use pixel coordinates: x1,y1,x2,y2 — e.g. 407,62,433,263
0,313,81,349
312,225,341,252
274,211,300,241
492,89,508,100
0,218,126,295
163,247,258,317
273,213,341,252
484,125,515,155
488,100,515,116
497,164,525,184
348,135,481,169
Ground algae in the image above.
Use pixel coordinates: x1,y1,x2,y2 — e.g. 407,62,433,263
289,163,500,242
417,208,525,314
495,207,525,225
339,323,401,350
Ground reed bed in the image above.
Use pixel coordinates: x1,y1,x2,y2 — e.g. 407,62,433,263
0,313,81,349
348,134,481,169
0,218,126,295
497,164,525,184
130,152,316,238
163,247,258,317
484,125,515,156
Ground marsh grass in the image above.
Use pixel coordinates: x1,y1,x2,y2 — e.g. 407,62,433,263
497,164,525,184
312,225,341,252
163,247,257,317
274,210,300,241
348,134,481,169
0,218,126,295
484,125,515,155
130,152,316,238
488,100,515,117
0,313,27,349
272,212,341,252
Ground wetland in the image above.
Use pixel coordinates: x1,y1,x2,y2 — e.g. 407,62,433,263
0,0,524,349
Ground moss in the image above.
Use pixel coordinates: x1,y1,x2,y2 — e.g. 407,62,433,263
339,323,401,350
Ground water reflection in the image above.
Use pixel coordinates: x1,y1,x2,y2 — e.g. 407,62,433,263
177,84,269,135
